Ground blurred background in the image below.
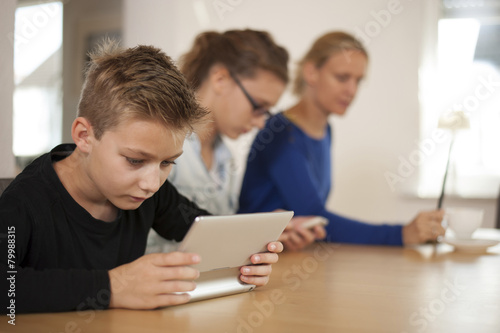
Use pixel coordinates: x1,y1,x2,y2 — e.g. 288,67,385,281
1,0,499,227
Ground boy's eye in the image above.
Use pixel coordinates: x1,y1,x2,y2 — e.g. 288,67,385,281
125,157,176,167
126,157,143,165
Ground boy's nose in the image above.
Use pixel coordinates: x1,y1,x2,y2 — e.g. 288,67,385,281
139,167,162,194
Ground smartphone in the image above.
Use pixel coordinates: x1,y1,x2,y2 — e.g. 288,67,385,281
301,216,329,229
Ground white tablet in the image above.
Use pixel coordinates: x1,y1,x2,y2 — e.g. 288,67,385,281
177,211,294,302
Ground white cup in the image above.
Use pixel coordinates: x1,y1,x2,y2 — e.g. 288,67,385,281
445,208,484,239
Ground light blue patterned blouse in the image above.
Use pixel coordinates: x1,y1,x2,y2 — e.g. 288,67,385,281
146,133,238,253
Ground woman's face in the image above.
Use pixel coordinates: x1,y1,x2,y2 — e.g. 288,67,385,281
307,50,367,116
214,69,286,139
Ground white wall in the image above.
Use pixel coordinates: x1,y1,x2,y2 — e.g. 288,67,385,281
124,0,497,227
62,0,123,143
0,0,16,178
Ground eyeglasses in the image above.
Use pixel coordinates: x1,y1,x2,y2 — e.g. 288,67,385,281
230,72,271,118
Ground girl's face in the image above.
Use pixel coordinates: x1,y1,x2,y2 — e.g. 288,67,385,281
307,50,367,116
214,69,286,139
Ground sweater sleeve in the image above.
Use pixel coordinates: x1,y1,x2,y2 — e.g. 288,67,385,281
1,193,111,314
267,143,403,246
151,180,212,242
2,265,111,314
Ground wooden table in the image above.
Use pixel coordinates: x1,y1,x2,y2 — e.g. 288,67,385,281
5,229,500,333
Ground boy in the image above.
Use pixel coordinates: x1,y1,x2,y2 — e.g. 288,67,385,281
0,40,282,313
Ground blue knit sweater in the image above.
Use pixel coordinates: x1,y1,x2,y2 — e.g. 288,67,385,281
238,113,403,245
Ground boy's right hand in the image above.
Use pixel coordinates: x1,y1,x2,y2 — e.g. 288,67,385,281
108,252,201,310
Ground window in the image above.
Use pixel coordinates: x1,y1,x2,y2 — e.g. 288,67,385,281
419,0,500,198
13,1,63,168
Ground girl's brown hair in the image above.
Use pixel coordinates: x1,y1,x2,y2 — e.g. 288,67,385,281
293,31,368,96
180,29,289,90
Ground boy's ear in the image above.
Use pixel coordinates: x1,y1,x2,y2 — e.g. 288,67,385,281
71,117,95,153
303,61,319,87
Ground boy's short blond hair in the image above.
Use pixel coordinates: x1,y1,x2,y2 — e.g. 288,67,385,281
78,40,208,139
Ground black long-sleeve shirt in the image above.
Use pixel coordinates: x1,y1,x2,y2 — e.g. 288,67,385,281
0,144,209,313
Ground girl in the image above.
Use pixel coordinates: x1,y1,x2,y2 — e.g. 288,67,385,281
147,29,289,252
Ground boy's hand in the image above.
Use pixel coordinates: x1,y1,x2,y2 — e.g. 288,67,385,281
108,252,201,310
239,241,283,287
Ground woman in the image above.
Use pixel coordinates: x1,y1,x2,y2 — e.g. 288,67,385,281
238,31,445,250
147,29,289,253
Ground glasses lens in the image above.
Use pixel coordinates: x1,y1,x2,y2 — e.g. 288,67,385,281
231,72,272,119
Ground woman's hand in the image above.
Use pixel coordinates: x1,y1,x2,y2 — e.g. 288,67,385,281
279,217,327,251
402,210,445,245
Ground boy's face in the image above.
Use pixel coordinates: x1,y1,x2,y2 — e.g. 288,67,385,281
86,118,184,210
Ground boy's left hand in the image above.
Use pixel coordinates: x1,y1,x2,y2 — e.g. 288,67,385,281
239,241,283,287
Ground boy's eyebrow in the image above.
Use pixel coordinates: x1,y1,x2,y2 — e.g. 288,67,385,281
124,148,183,160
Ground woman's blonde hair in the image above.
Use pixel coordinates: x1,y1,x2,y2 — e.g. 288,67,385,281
293,31,368,96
